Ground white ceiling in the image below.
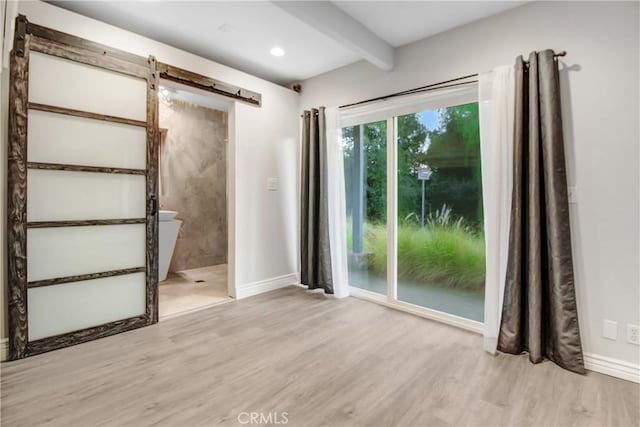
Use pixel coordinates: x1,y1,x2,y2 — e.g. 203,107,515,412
47,1,525,86
333,1,526,47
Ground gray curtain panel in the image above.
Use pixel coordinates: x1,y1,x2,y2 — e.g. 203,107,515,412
300,107,334,294
498,50,585,374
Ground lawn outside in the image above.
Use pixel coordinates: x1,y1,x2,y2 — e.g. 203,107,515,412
347,209,486,292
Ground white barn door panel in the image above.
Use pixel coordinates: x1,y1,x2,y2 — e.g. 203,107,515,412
7,15,159,359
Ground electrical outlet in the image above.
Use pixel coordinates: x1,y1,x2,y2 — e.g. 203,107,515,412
603,320,618,340
627,324,640,345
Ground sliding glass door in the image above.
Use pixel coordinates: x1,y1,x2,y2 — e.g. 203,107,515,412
343,120,387,296
342,91,485,323
395,104,484,322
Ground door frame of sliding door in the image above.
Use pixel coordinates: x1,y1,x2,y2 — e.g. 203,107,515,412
348,111,483,335
386,117,398,302
348,286,483,333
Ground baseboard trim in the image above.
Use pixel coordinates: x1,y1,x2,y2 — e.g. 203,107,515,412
159,298,234,322
235,273,299,299
584,352,639,383
350,289,639,383
1,338,7,362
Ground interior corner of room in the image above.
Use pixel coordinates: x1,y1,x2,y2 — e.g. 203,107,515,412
0,1,638,426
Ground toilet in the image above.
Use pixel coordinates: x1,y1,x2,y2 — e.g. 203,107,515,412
159,210,182,281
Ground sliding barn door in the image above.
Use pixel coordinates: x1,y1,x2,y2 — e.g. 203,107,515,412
7,16,159,359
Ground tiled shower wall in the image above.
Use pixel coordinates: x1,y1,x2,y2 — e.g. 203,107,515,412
159,99,227,272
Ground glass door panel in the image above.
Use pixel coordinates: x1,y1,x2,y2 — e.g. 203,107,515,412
395,104,485,321
28,273,146,341
27,170,146,221
28,51,147,121
28,110,147,169
342,121,387,295
27,225,146,281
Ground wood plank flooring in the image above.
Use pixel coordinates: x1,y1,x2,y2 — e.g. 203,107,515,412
1,286,638,427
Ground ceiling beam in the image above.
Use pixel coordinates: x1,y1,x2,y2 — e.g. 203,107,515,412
272,1,394,71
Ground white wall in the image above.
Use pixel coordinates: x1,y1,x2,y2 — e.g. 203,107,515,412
301,1,640,367
0,1,300,343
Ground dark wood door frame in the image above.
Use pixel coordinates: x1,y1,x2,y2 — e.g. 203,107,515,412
7,15,158,359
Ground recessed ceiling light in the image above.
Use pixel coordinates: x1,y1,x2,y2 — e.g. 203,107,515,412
270,46,285,57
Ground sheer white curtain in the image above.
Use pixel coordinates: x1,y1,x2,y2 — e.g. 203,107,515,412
325,107,350,298
479,65,515,354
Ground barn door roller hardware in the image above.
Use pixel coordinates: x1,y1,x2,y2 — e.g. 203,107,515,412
156,62,262,107
14,14,28,57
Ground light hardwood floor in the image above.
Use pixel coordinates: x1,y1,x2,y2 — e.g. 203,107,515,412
1,286,638,427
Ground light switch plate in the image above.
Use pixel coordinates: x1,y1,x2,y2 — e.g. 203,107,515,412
266,177,279,191
603,319,617,340
568,186,577,204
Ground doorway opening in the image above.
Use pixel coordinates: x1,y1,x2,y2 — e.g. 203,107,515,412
157,80,233,319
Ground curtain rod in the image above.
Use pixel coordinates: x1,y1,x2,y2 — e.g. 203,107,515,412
339,74,477,109
339,50,567,110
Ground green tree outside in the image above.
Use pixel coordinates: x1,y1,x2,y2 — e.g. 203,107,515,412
343,102,482,228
